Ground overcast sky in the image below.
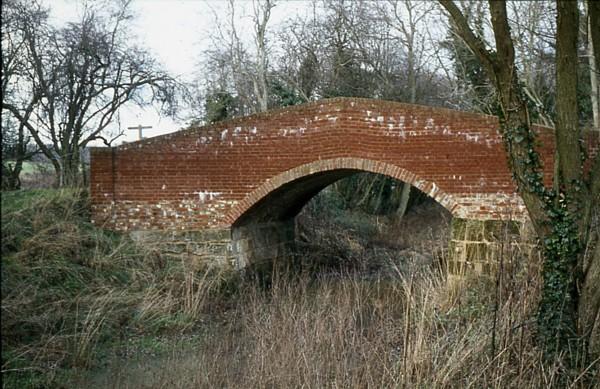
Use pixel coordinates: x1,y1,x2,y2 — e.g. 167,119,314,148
48,0,310,144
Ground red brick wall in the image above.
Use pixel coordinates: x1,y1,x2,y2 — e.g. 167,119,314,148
90,97,564,231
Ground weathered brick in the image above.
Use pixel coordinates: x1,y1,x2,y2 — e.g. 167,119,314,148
88,97,596,272
91,97,573,230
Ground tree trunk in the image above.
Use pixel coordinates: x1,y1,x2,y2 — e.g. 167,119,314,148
395,183,411,221
587,2,599,129
579,227,600,355
578,0,600,357
57,149,81,187
2,161,22,190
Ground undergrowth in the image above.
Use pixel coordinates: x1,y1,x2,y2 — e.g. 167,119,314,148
1,189,598,388
1,189,232,388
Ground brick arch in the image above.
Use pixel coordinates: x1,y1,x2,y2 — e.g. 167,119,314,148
88,97,572,272
225,157,460,226
90,97,563,231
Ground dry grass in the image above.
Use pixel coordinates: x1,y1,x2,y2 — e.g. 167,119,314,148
2,190,598,388
1,189,230,388
90,253,598,388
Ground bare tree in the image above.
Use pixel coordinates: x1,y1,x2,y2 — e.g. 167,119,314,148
374,0,437,104
508,0,556,126
199,0,275,119
371,0,438,220
2,0,177,186
252,0,275,112
1,0,44,189
275,1,323,101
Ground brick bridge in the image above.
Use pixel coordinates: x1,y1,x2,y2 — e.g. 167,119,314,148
90,97,558,275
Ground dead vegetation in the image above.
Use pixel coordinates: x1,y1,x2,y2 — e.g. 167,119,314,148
1,189,598,388
1,189,232,387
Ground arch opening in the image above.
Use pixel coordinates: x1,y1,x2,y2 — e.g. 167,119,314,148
230,159,456,272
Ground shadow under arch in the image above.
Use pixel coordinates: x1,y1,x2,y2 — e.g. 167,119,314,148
227,157,459,226
226,158,460,269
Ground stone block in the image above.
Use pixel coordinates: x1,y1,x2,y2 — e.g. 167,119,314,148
163,242,187,254
185,228,230,242
465,219,485,241
485,243,502,263
450,218,467,241
448,240,466,262
465,242,487,262
483,220,519,242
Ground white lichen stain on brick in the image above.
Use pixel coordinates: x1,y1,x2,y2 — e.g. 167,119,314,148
279,127,306,136
193,190,222,202
384,116,406,136
465,134,479,143
425,118,434,130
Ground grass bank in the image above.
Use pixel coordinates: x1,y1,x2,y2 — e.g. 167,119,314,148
1,189,233,388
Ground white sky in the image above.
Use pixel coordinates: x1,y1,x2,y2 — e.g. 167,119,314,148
48,0,310,145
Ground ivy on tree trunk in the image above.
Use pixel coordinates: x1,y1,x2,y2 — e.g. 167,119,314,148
440,0,600,363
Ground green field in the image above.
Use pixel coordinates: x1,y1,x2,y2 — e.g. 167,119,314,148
4,160,53,175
